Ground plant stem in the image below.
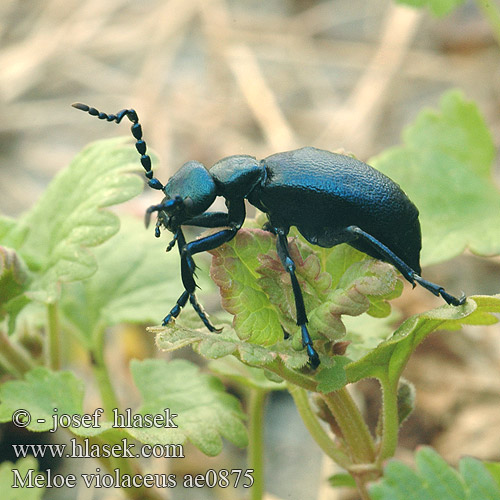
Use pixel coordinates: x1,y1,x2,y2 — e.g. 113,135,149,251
247,387,266,500
353,475,373,500
88,326,162,500
269,359,317,392
376,374,399,463
46,302,61,370
91,323,121,416
0,330,36,376
476,0,500,45
288,384,351,468
321,387,376,465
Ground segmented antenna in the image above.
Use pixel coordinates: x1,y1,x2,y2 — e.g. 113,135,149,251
72,103,164,191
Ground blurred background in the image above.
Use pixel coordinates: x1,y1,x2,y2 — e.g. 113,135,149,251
1,0,500,499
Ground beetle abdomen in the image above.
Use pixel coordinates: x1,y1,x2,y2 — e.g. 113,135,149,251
249,147,422,273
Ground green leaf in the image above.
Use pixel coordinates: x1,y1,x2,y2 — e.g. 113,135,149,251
17,137,144,301
152,319,307,369
371,90,498,266
0,215,28,250
395,0,465,17
60,217,213,345
460,457,500,500
416,447,465,498
370,447,500,500
329,472,357,488
0,246,31,331
209,228,283,345
129,359,248,456
315,356,351,393
208,227,402,361
343,309,401,361
0,367,112,436
484,462,500,489
347,295,500,386
0,457,43,499
397,378,416,425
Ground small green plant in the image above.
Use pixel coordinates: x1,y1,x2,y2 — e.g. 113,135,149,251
0,139,247,500
153,90,500,498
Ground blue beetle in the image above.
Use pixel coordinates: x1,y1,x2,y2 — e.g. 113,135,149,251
73,103,465,368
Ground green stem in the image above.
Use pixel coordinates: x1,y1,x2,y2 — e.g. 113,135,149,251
376,374,399,464
0,330,36,376
91,323,120,416
353,475,373,500
476,0,500,45
288,384,351,468
268,358,317,391
321,387,376,465
46,302,61,370
247,388,266,500
88,326,162,500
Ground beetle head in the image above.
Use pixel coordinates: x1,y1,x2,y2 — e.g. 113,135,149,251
152,160,217,232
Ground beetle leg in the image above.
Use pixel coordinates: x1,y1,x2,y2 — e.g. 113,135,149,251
165,201,246,331
177,229,239,330
274,229,320,369
182,211,231,228
261,221,277,235
160,228,220,332
177,229,222,331
412,276,466,306
162,290,189,325
180,200,246,257
345,226,466,306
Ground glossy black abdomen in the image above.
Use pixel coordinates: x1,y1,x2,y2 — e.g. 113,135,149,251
247,147,422,274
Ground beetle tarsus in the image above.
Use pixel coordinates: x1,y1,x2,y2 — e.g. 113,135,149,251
166,233,177,251
189,294,222,333
301,325,320,369
413,275,466,306
162,290,190,326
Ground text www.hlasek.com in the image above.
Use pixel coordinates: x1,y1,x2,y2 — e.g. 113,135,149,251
12,438,184,460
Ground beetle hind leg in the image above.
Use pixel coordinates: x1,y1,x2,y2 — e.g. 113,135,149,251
275,229,320,369
345,226,466,306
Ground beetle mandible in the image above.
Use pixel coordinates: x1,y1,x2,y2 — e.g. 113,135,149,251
72,103,466,368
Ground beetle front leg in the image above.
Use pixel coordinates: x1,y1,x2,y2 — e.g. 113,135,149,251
275,229,320,369
161,228,221,332
165,201,246,331
168,228,239,331
180,200,245,258
162,290,189,325
345,226,466,306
